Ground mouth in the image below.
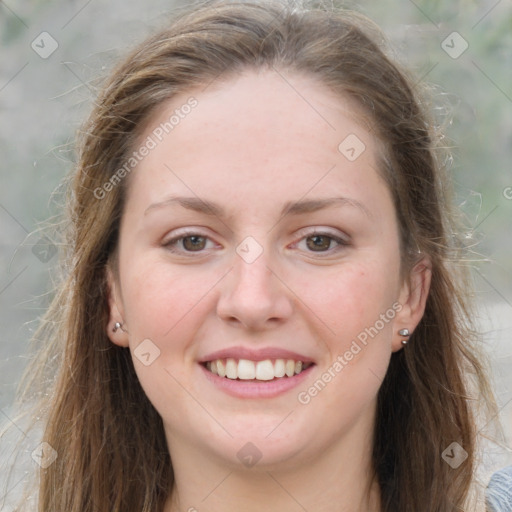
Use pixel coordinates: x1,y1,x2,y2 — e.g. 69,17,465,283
202,358,314,381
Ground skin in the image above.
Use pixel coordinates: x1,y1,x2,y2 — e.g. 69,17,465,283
106,69,431,512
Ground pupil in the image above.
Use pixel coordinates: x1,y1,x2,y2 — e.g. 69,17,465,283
184,236,206,251
307,235,330,251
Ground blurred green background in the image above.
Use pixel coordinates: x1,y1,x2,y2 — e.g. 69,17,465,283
1,0,511,496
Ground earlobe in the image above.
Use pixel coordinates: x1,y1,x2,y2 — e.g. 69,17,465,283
392,256,432,352
105,266,129,347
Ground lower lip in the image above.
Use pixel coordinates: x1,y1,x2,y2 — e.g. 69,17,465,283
199,363,315,399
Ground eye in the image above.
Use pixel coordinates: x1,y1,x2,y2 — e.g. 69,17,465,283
163,232,215,253
294,230,349,254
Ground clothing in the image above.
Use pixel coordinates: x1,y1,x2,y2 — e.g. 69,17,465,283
486,465,512,511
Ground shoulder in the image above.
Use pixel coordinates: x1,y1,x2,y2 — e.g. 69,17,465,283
486,465,512,511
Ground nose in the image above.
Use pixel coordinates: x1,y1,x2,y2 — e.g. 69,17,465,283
216,248,294,331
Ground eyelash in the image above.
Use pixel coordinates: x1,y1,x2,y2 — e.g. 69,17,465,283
162,229,349,256
293,231,349,254
163,230,217,253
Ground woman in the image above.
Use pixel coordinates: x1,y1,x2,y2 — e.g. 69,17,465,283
16,1,499,510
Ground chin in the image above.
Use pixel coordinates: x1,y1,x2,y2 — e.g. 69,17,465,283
200,413,325,471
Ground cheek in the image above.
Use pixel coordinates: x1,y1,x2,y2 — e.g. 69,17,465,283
120,258,220,349
297,259,400,343
119,260,221,413
294,262,399,434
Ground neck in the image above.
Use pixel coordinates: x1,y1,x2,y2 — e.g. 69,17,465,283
167,469,380,512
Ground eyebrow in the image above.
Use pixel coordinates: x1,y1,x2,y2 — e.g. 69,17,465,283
144,195,371,219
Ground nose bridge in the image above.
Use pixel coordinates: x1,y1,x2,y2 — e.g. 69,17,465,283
216,240,293,328
232,234,275,288
238,251,272,290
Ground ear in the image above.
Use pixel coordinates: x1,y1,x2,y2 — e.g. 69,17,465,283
105,266,129,347
392,256,432,352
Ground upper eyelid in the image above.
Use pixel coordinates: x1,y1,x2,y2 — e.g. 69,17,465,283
293,226,350,242
163,226,348,242
163,227,213,241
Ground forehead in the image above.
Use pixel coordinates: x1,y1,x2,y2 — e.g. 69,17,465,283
124,69,389,217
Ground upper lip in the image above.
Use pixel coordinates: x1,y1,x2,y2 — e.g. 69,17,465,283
198,346,315,364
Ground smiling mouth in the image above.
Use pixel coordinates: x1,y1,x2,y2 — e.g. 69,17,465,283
203,358,313,381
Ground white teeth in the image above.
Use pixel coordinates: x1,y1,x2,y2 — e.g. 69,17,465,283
226,358,237,379
274,359,285,378
205,357,310,380
285,359,295,377
217,359,226,377
238,359,256,380
255,360,275,381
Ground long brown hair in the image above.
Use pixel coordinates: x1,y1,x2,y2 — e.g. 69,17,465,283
17,1,497,510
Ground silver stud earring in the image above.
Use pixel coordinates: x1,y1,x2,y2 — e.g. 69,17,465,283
399,328,410,345
113,322,123,333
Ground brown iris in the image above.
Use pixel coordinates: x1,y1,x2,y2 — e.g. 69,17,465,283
182,235,207,251
306,235,333,251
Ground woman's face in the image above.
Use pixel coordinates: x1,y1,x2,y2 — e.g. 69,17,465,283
107,69,428,471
